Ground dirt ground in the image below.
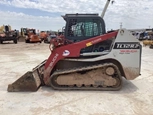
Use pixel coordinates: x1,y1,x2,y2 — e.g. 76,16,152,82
0,41,153,115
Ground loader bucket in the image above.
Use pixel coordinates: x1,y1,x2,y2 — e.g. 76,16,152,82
7,71,42,92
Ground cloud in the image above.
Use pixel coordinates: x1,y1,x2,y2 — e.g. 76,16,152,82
0,11,65,31
0,0,152,14
0,0,153,30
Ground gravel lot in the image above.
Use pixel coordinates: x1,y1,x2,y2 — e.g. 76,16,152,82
0,41,153,115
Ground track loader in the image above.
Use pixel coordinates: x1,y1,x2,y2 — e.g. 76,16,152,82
7,0,142,92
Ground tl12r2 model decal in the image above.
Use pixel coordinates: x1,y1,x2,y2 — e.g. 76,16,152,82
113,42,140,54
113,42,140,49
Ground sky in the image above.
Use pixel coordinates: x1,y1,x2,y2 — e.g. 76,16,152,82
0,0,153,31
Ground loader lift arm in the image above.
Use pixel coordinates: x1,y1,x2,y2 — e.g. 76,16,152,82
44,31,118,84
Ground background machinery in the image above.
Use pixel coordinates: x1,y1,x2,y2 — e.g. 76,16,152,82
0,25,18,44
20,28,27,38
39,31,48,41
23,28,41,43
44,34,56,43
7,0,142,92
43,30,57,43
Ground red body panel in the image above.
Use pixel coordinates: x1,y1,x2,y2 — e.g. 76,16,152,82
43,31,118,84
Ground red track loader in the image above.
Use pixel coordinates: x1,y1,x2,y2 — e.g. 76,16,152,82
7,0,142,92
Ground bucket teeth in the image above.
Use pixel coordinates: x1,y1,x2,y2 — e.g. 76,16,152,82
7,71,42,92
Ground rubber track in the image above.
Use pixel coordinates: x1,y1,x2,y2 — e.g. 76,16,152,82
50,63,123,91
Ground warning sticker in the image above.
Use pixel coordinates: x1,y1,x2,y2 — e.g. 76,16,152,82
86,42,92,47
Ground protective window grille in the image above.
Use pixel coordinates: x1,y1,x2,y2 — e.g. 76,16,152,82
68,19,102,37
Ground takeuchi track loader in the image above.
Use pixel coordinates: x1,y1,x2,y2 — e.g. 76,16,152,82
7,0,142,92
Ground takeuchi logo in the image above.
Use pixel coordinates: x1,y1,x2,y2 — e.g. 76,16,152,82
63,50,70,56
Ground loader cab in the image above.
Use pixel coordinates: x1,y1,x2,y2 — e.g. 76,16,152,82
62,14,113,53
63,13,106,42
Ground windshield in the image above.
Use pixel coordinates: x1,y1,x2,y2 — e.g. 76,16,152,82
67,18,104,37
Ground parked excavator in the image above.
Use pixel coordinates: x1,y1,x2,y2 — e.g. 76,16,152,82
7,0,142,92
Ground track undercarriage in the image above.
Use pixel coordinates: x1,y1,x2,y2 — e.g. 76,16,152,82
50,63,122,91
